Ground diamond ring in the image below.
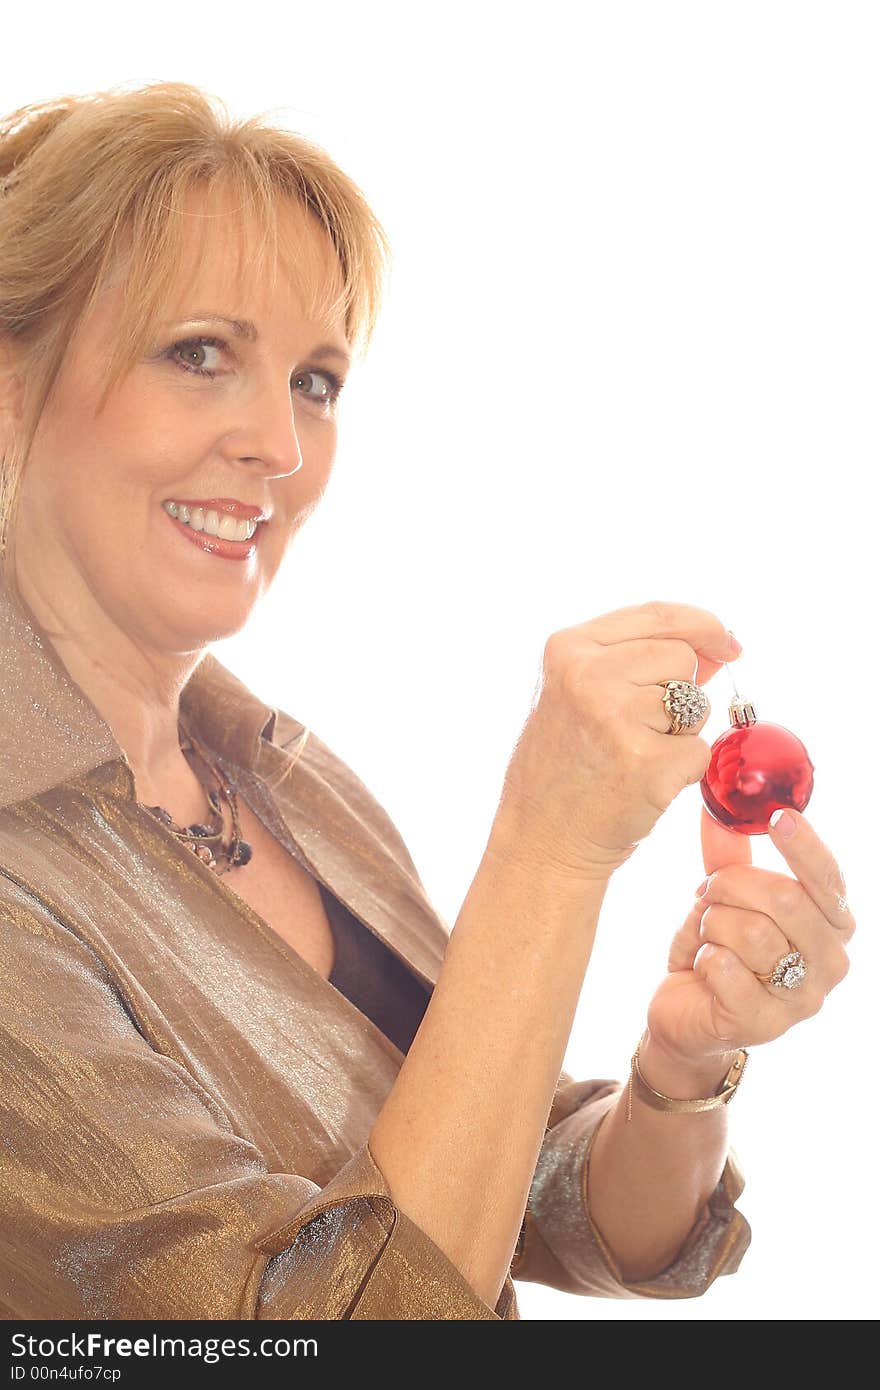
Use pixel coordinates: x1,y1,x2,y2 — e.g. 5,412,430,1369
755,949,807,990
660,679,709,735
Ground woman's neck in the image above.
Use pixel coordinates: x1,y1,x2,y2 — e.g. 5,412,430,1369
11,556,206,781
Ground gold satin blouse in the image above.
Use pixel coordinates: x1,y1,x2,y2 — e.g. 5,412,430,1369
0,573,751,1320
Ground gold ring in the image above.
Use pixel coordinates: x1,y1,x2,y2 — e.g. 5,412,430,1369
660,679,709,735
755,949,807,990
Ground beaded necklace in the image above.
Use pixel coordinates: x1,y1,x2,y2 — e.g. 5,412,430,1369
140,726,253,874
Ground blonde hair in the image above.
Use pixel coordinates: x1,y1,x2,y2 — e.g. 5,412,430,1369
0,79,392,585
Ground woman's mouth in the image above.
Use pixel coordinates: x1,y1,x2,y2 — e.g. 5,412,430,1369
161,500,264,562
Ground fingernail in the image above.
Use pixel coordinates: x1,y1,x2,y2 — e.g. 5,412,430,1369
695,876,710,897
770,808,796,838
727,630,743,654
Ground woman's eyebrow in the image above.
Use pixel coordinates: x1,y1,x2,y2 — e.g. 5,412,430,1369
165,313,352,366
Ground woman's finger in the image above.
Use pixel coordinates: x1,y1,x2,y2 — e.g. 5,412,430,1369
667,897,705,972
699,866,852,990
765,809,856,944
698,902,793,977
692,941,796,1041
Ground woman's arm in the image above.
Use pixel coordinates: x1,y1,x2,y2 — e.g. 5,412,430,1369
369,840,609,1310
370,605,746,1310
585,1029,740,1281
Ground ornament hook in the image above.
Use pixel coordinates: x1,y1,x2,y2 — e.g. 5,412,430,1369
722,660,742,703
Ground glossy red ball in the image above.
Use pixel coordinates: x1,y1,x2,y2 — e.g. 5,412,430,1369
700,720,815,835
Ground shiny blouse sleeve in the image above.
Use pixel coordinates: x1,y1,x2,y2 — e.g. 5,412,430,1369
0,880,516,1321
511,1069,752,1299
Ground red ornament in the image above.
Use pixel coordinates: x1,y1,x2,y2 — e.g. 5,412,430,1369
700,694,815,836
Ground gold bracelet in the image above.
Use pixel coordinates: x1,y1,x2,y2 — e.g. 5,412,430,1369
626,1028,749,1123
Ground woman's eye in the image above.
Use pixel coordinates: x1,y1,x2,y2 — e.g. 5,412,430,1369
293,370,345,408
168,337,225,377
167,337,344,408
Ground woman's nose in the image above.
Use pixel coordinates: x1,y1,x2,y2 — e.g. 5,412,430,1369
232,384,305,479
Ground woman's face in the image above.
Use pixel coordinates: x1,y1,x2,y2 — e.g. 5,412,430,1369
7,190,352,651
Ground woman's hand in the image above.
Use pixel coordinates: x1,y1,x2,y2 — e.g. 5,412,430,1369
487,600,742,884
646,803,856,1068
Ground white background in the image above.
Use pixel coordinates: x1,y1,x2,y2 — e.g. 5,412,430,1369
7,1,876,1319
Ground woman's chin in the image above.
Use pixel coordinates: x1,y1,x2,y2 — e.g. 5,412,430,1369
130,577,259,650
171,606,256,649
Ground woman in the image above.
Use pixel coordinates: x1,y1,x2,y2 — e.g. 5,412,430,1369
0,80,854,1321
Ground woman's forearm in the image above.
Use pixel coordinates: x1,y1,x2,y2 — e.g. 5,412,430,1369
368,837,609,1310
586,1028,741,1281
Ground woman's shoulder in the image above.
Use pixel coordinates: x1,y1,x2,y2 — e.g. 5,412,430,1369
263,709,454,958
268,709,427,884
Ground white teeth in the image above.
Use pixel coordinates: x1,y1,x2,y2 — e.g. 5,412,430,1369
217,513,247,541
162,500,257,542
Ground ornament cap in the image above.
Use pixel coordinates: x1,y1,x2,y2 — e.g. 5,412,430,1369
729,697,757,728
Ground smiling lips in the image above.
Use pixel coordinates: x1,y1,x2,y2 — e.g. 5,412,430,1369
161,499,267,560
